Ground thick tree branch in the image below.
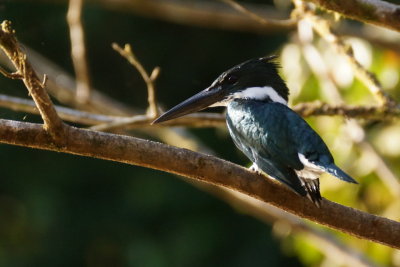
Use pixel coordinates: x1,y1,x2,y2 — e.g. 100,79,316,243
199,184,378,267
303,0,400,33
0,118,399,249
0,21,66,143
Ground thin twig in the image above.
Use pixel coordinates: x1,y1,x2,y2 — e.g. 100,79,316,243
67,0,92,103
91,101,400,131
17,45,135,115
293,102,400,119
0,20,65,143
220,0,295,28
302,0,400,33
0,66,22,79
0,93,398,130
90,112,225,131
92,0,296,33
300,38,400,196
0,94,126,125
112,43,160,118
293,0,396,107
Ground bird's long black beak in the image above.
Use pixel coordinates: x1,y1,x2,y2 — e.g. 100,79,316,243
152,86,223,124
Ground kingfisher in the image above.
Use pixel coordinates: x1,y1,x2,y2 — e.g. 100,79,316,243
153,56,357,206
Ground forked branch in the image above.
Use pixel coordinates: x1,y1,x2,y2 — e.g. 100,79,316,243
0,21,65,143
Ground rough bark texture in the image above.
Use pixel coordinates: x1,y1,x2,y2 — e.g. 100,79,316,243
0,119,399,249
304,0,400,32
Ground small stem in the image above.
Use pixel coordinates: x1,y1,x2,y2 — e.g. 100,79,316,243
0,20,66,144
112,43,160,118
220,0,296,28
293,0,396,107
67,0,92,103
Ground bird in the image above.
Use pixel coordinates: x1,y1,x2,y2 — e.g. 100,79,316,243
152,56,357,207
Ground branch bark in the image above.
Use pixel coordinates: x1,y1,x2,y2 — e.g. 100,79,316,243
294,1,396,106
1,94,399,130
0,21,66,143
0,118,399,249
91,0,296,33
303,0,400,33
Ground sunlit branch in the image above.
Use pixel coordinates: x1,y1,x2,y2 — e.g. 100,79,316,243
302,0,400,33
0,118,399,249
0,21,66,143
0,94,398,129
293,0,396,107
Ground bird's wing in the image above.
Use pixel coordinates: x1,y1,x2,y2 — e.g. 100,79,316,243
226,105,307,196
282,104,357,184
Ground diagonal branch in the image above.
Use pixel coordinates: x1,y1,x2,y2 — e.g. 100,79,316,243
220,0,295,28
0,118,399,249
302,0,400,33
112,43,160,118
0,21,65,143
200,184,379,267
294,1,396,106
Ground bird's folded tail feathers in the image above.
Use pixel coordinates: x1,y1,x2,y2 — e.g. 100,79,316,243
301,178,322,208
324,164,358,184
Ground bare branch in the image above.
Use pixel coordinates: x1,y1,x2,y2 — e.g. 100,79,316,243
0,94,126,125
197,183,379,267
67,0,92,103
293,1,396,107
91,102,400,131
293,102,400,119
220,0,295,28
90,112,225,131
0,66,22,79
1,93,399,130
93,0,295,33
299,41,400,196
21,46,135,115
112,43,160,118
0,20,65,143
0,118,399,249
303,0,400,33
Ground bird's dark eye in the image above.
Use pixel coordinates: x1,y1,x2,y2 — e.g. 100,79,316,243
226,75,238,84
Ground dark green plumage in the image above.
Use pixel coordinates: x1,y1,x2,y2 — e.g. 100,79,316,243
226,99,356,205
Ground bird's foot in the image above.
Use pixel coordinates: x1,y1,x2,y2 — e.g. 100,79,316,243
249,163,262,175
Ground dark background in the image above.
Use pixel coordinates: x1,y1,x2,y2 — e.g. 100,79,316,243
0,1,303,266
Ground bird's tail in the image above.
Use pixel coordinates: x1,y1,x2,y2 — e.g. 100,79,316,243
300,178,322,208
325,164,358,184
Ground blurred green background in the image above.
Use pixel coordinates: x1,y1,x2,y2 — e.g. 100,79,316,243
1,0,400,266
